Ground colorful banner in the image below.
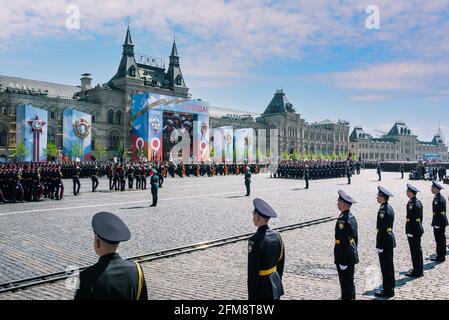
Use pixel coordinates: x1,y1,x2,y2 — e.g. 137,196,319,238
16,104,48,162
234,128,256,163
131,93,209,162
212,126,233,163
63,108,92,161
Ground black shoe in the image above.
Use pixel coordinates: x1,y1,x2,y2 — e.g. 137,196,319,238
150,204,156,207
375,291,394,298
405,272,423,277
431,257,445,262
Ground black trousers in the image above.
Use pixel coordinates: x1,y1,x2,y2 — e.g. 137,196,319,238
434,226,446,259
305,179,309,189
120,177,126,191
401,171,404,179
112,176,119,191
245,182,250,196
108,176,113,190
135,177,141,189
347,176,351,184
159,175,164,187
151,188,158,206
379,247,395,293
141,177,146,190
73,177,80,195
407,236,423,275
337,264,355,300
128,177,133,189
91,176,99,192
378,173,381,181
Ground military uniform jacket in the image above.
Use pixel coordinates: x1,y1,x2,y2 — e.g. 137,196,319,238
248,225,285,300
334,211,359,265
431,193,448,227
244,171,251,184
376,203,396,249
150,174,159,191
406,197,424,236
74,253,148,300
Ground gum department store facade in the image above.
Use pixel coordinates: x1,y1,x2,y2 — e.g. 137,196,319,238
0,28,446,163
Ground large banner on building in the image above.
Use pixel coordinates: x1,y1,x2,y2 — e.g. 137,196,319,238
234,128,256,163
212,126,233,163
16,104,48,162
63,108,92,161
131,93,209,163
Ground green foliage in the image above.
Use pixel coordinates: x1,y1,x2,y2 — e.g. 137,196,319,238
43,141,59,160
71,142,83,160
92,142,107,161
11,141,29,161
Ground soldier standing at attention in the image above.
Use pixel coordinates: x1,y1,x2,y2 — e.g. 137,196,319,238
375,186,396,298
248,198,285,300
400,163,404,179
150,168,159,207
334,190,359,300
73,164,81,196
244,166,251,196
304,164,309,189
405,184,424,277
430,181,447,262
346,161,352,185
74,212,148,300
377,162,382,181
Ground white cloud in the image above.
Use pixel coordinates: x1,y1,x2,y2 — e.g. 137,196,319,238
349,95,388,102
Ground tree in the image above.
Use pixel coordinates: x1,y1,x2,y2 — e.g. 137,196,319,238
92,142,107,161
71,142,82,160
43,141,59,161
11,141,29,162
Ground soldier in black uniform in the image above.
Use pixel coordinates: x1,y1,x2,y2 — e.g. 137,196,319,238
375,186,396,298
73,164,81,196
430,181,447,262
346,161,352,185
244,166,251,196
304,165,309,189
248,198,285,300
405,184,424,277
91,166,99,192
74,212,148,300
127,164,134,189
377,162,382,181
334,190,358,300
400,163,404,179
150,168,159,207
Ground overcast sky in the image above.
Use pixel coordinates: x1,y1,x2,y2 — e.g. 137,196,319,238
1,0,448,142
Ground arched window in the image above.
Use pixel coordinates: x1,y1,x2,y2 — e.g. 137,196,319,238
116,110,122,125
108,110,114,124
175,75,182,86
109,133,120,150
0,129,7,146
129,66,136,77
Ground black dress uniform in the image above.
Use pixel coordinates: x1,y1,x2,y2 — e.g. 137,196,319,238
334,190,359,300
248,198,285,300
74,212,148,300
150,169,159,207
73,166,81,196
375,186,396,298
377,163,382,181
304,166,309,189
431,181,447,262
405,184,424,277
244,167,251,196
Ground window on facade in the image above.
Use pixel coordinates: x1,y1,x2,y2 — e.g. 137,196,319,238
129,66,136,77
108,110,114,124
2,107,7,115
109,133,120,150
0,130,7,146
116,111,122,125
50,112,55,120
175,75,182,86
92,115,96,123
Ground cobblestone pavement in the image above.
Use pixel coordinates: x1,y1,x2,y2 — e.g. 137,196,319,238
2,170,449,300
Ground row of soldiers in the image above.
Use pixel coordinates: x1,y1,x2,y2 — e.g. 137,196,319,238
274,160,361,180
0,163,65,203
334,181,447,299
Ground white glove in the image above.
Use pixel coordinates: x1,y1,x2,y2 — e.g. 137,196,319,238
339,265,348,270
407,233,413,238
376,248,384,253
434,226,441,229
